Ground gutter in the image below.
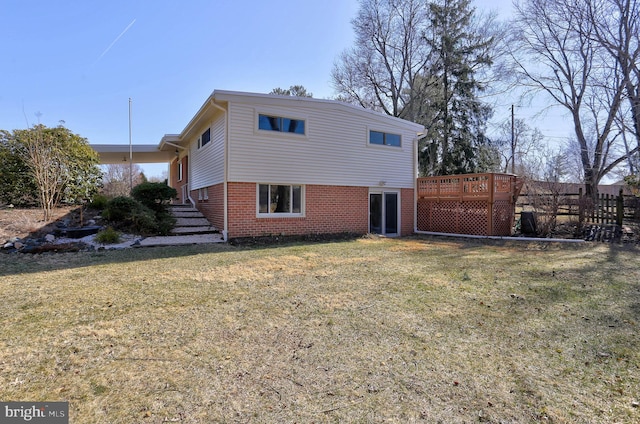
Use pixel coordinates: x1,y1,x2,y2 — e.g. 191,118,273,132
414,132,429,235
414,230,585,243
209,99,229,242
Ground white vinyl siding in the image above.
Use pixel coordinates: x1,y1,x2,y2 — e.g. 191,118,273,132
191,114,225,189
226,101,419,188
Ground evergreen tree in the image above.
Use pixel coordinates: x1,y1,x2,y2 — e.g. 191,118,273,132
419,0,494,176
332,0,497,176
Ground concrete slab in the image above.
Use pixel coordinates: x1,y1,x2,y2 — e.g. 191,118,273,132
171,226,217,234
174,217,213,226
137,233,224,247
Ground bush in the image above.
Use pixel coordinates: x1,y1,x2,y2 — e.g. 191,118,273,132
155,211,176,236
130,206,160,235
94,227,121,244
89,194,109,210
101,194,176,236
131,182,177,212
102,196,140,222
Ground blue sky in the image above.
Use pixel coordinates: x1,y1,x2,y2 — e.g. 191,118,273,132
2,0,541,178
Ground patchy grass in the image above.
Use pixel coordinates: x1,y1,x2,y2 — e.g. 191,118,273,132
0,237,639,423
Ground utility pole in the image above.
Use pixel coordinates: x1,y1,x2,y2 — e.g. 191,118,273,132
129,98,133,192
511,104,515,174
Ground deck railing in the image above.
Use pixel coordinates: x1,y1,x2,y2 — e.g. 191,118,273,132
416,173,522,236
417,173,520,202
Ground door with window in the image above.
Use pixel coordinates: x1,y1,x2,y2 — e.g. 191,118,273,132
369,191,399,236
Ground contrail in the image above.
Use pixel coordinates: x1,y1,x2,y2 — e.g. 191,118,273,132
94,18,136,65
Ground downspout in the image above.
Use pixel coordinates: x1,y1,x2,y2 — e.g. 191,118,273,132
210,100,229,242
415,132,428,234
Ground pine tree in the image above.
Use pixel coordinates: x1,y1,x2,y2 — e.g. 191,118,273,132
419,0,494,176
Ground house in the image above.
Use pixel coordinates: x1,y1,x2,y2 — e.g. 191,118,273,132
96,90,425,240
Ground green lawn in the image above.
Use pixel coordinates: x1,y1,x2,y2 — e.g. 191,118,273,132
1,237,639,423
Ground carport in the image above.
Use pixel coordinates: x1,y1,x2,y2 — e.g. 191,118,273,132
91,144,176,164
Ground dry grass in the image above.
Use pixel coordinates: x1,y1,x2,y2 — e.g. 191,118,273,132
0,206,78,241
1,237,639,423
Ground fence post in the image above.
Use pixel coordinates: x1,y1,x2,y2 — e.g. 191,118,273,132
617,188,624,226
488,173,494,235
578,187,584,232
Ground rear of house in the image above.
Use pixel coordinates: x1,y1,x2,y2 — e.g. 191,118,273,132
163,90,424,240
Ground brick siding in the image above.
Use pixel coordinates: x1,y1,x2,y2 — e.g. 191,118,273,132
191,183,224,230
190,182,415,238
227,182,371,239
170,156,188,204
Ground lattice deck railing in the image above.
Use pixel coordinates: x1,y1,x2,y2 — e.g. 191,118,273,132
416,173,522,236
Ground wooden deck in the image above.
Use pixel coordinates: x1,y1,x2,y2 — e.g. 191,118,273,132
417,173,521,203
416,173,523,236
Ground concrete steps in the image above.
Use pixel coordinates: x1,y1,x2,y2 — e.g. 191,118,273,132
137,233,224,247
135,205,223,247
168,205,219,237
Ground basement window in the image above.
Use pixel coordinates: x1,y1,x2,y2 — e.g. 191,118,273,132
257,184,303,216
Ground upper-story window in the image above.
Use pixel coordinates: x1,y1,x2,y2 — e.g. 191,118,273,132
258,114,305,135
198,128,211,149
369,130,401,147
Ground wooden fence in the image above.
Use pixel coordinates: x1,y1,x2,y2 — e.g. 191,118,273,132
517,188,640,226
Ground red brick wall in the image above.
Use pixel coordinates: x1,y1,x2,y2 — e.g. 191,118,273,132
192,183,224,231
169,156,188,204
401,187,414,236
227,182,371,239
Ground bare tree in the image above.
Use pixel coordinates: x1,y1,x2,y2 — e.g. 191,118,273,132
101,163,145,198
584,0,640,156
14,125,101,220
494,117,544,174
511,0,639,200
21,127,66,220
332,0,431,119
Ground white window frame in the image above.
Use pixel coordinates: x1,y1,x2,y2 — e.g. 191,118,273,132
367,127,403,148
254,109,309,140
256,183,305,217
200,127,211,148
197,188,209,201
177,161,183,182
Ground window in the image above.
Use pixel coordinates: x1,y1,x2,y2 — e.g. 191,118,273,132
199,128,211,148
258,114,305,135
369,130,401,147
258,184,303,215
177,161,183,182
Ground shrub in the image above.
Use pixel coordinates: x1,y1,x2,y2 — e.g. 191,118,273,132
102,196,140,222
89,194,109,210
131,182,177,212
130,206,160,235
101,194,175,236
94,227,121,244
155,211,176,236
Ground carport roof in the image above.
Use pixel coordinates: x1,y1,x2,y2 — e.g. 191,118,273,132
91,144,176,164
